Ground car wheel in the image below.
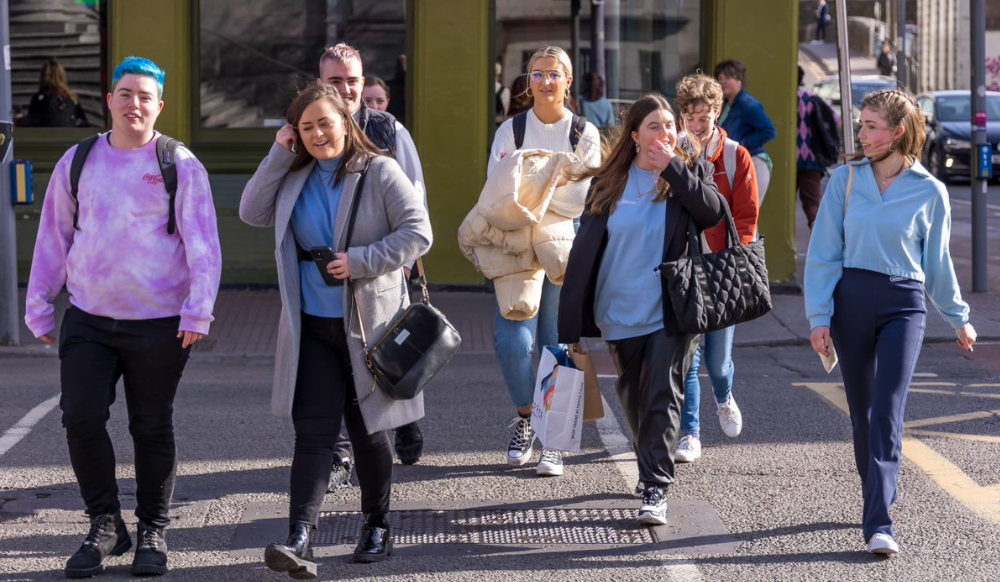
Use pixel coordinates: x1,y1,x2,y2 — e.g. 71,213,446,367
929,146,950,183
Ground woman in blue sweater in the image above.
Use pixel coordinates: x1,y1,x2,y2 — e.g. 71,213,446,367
805,90,977,556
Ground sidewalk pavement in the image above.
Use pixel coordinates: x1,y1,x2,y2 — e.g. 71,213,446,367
798,40,880,80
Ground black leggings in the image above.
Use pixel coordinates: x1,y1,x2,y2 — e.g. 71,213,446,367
289,314,393,525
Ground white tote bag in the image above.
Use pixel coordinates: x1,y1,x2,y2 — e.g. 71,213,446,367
531,346,586,452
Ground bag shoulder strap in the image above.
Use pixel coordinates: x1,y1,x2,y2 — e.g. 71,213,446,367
69,134,101,231
569,114,587,151
512,111,528,150
156,135,181,234
845,164,855,210
722,138,738,189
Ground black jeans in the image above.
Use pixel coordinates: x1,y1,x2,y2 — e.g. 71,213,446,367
608,329,699,487
290,314,393,525
58,306,190,529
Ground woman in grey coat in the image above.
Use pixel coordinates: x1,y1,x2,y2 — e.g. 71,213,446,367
240,83,432,576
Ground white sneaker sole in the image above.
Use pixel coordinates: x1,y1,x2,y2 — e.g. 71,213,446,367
638,511,667,526
869,547,898,556
675,451,701,463
536,463,564,477
508,453,533,467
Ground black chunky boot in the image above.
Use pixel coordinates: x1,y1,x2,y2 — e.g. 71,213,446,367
353,513,392,563
131,521,168,576
264,522,317,580
394,422,424,465
64,512,132,578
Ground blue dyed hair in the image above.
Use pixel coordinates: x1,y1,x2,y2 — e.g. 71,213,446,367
111,56,165,98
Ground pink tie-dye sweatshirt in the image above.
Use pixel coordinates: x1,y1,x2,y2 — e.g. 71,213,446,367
25,132,222,337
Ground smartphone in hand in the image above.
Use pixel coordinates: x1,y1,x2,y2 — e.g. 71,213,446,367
310,246,343,286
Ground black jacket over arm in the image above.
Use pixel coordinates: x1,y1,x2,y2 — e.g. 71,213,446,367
558,156,725,343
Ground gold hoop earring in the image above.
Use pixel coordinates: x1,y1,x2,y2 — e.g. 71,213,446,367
526,87,533,98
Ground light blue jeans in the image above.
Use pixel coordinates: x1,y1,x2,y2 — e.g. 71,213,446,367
494,277,561,409
680,325,736,436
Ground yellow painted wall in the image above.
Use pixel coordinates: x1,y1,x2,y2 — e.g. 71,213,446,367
411,1,491,285
708,0,800,284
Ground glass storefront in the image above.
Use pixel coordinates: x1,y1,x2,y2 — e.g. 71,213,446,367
197,0,409,129
9,0,110,129
494,0,702,125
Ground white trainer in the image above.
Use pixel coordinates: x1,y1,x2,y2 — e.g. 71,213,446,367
866,533,899,555
536,449,564,476
638,486,668,526
675,435,702,463
717,396,743,438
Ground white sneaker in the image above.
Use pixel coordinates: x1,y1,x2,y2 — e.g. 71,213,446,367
717,396,743,438
675,435,702,463
536,449,564,476
866,533,899,555
507,417,536,467
638,485,668,525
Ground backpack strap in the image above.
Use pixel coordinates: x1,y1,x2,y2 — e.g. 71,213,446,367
512,111,528,150
722,138,738,190
69,134,101,231
569,114,587,151
156,135,181,235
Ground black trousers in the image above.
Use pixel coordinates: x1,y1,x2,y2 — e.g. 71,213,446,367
58,306,190,529
608,329,699,487
290,314,393,526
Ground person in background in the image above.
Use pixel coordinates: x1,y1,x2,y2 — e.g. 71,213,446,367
877,41,897,78
673,74,758,463
362,76,391,112
319,43,428,478
796,65,839,229
560,94,724,526
25,56,221,578
25,57,90,127
806,90,976,556
241,84,432,573
815,0,830,43
579,73,616,130
496,61,511,124
507,74,534,118
715,59,776,206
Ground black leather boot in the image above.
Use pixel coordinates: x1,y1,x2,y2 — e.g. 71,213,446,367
264,522,317,580
131,521,168,576
64,512,132,578
353,513,392,563
394,422,424,465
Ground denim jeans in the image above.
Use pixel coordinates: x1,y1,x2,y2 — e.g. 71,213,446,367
680,325,736,436
494,277,561,409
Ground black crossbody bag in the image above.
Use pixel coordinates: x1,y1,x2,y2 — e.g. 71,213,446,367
658,196,772,334
345,162,462,400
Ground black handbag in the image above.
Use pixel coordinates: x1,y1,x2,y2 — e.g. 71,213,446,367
658,197,772,334
345,163,461,400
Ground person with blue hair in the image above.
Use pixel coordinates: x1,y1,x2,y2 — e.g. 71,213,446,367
25,55,221,577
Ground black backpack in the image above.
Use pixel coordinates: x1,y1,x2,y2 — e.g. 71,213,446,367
512,110,587,151
69,134,182,234
807,95,841,168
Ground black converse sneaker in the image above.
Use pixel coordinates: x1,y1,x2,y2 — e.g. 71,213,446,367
506,417,536,467
638,485,668,526
64,512,132,578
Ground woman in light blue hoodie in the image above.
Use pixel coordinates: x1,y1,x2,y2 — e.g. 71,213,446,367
805,90,977,557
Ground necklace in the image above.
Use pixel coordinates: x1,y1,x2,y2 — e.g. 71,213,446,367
630,164,660,200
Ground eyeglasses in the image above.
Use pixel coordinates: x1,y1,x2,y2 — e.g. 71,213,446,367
529,70,566,83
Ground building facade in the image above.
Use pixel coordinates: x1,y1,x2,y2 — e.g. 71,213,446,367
12,0,799,286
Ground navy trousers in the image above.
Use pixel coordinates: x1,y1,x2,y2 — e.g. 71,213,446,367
830,268,926,541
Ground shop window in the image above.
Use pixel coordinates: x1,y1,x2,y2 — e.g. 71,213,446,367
494,0,701,124
10,0,110,129
198,0,409,129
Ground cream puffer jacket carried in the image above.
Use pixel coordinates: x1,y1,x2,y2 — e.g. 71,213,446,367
458,149,585,320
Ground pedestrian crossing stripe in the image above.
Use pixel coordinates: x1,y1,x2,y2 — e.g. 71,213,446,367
793,382,1000,527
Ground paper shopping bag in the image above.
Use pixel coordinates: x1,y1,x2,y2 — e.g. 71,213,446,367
531,346,586,452
568,343,604,422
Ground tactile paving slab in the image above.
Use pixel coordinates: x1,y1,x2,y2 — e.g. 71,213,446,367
313,508,654,545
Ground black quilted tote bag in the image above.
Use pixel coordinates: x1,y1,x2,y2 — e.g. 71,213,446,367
658,199,772,334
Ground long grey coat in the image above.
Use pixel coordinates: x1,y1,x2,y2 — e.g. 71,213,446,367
239,142,433,432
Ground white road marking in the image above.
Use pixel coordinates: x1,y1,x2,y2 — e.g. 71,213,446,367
0,394,60,458
594,393,707,582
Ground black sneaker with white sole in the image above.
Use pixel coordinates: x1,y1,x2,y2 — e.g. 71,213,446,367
638,485,668,526
507,417,536,467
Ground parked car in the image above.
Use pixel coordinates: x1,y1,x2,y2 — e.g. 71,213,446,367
811,75,900,149
917,90,1000,182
